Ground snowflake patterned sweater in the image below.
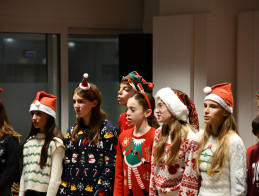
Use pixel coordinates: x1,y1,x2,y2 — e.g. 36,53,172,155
19,133,65,196
118,112,134,134
114,127,156,196
58,119,118,196
149,128,199,196
198,134,247,196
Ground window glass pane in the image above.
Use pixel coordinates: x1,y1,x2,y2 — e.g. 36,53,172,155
0,33,47,82
68,35,122,128
0,33,60,143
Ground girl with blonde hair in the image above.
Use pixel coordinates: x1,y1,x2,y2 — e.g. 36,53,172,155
149,88,200,195
197,83,247,196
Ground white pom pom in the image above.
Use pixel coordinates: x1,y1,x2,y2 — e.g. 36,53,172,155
83,73,88,78
35,100,41,107
203,86,212,94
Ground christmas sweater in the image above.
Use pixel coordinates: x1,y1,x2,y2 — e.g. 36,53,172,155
0,134,20,190
58,119,118,196
247,144,259,196
247,144,257,166
114,127,156,196
149,128,199,196
198,134,247,196
19,133,65,196
118,112,134,134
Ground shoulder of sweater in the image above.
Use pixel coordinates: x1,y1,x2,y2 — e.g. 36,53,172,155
229,133,246,152
53,137,65,147
101,119,116,132
186,127,199,142
118,128,133,138
229,133,244,145
196,129,204,140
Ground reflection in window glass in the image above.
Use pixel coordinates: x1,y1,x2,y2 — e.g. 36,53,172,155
68,35,122,128
0,33,47,82
0,33,60,143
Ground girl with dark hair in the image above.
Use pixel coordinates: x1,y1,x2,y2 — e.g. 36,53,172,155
19,91,65,196
114,91,159,196
149,88,200,195
118,71,154,134
0,88,21,196
58,73,118,196
247,115,259,195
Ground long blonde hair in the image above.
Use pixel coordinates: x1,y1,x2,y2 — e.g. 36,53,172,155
153,119,192,165
196,114,238,176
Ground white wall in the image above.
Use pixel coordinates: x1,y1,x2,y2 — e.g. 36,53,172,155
153,14,207,127
237,11,259,146
153,1,259,146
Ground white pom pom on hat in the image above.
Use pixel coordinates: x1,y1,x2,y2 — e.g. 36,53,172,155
83,73,88,78
203,86,212,94
79,73,91,90
30,91,57,118
204,83,233,113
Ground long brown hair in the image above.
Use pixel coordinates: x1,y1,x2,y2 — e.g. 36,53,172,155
71,84,107,145
196,114,238,176
0,101,21,141
131,93,160,129
22,115,64,169
153,119,190,165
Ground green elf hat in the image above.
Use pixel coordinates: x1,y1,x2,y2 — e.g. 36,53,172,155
122,71,154,93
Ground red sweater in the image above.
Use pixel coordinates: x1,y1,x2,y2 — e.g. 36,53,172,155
114,127,156,196
247,144,259,196
118,112,134,134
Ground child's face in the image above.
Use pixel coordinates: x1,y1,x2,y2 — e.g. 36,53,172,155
155,98,173,124
31,110,49,132
73,93,97,120
118,83,136,106
126,97,146,126
203,100,229,128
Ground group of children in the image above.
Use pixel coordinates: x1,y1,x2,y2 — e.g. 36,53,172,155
0,71,258,196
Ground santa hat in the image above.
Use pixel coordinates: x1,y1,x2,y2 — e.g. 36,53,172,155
155,87,199,130
79,73,91,90
79,73,95,98
122,71,154,93
256,91,259,98
203,83,233,113
30,91,57,118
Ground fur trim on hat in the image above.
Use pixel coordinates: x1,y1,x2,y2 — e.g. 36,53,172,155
30,101,56,118
155,87,189,122
205,93,233,113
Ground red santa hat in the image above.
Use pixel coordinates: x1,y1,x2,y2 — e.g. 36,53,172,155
79,73,95,98
79,73,91,90
30,91,57,118
203,82,233,113
256,91,259,98
155,87,199,130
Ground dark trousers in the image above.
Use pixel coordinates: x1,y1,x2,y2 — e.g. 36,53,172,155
25,190,46,196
